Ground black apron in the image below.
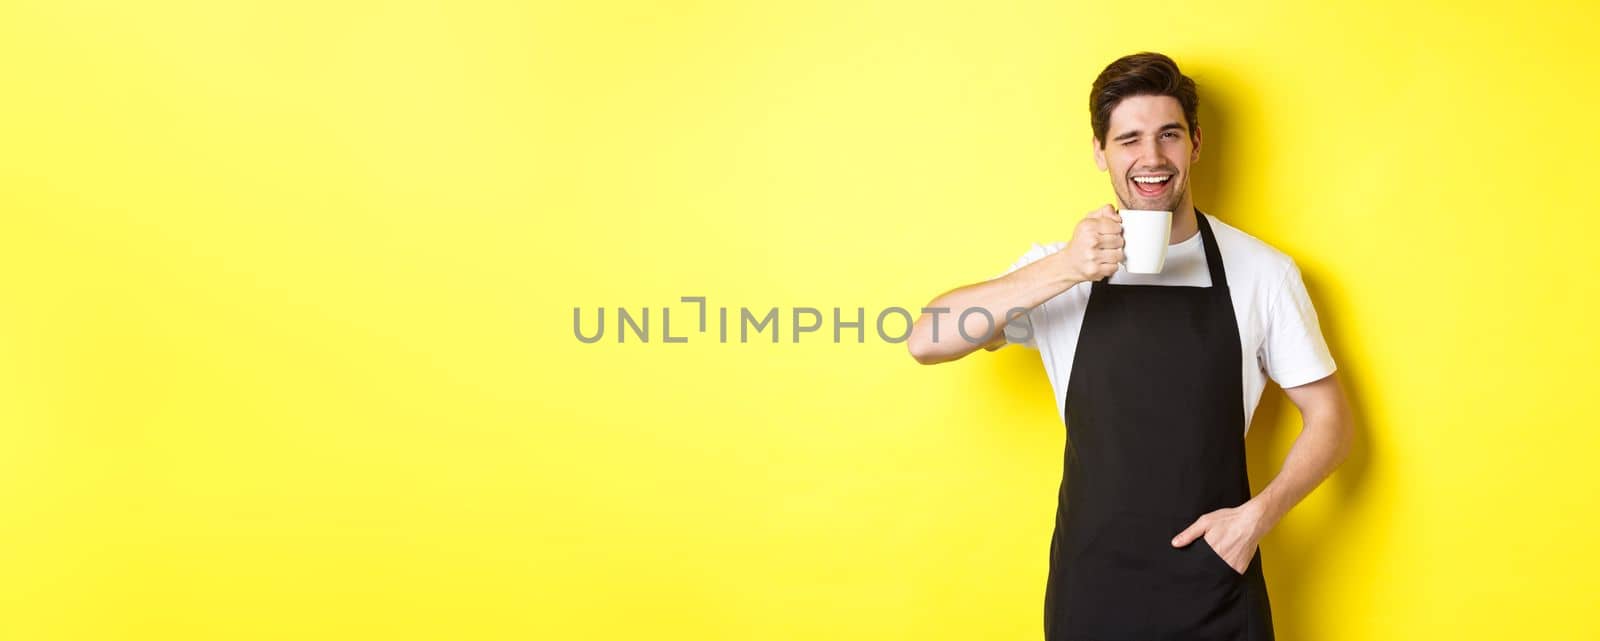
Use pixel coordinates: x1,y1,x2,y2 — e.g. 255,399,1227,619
1043,211,1274,640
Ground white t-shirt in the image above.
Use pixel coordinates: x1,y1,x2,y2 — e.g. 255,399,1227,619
998,213,1336,435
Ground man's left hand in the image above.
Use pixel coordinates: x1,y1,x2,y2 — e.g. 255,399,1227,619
1169,500,1275,574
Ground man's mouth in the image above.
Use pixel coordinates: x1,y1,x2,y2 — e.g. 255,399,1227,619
1131,173,1174,198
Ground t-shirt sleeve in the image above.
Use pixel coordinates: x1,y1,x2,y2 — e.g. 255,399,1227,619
1260,261,1337,388
995,241,1067,350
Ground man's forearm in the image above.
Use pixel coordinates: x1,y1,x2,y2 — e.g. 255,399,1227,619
1250,408,1353,528
907,251,1084,364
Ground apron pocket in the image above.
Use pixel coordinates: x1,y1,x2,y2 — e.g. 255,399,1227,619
1063,512,1244,636
1198,538,1246,577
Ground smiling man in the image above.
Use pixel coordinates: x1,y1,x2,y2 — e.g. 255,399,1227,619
906,52,1354,640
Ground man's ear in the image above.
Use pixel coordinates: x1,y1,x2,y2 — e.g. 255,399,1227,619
1092,136,1106,171
1191,125,1202,163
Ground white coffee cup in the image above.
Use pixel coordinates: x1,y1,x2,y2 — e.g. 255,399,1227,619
1118,209,1173,274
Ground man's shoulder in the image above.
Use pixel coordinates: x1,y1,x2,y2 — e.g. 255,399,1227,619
1206,213,1298,282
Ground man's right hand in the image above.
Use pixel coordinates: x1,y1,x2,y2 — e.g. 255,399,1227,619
907,203,1125,365
1064,204,1125,283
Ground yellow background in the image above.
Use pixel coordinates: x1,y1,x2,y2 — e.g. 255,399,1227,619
3,1,1597,639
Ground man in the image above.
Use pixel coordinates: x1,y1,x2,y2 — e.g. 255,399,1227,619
906,52,1353,640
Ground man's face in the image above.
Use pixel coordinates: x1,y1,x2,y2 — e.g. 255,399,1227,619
1093,94,1201,212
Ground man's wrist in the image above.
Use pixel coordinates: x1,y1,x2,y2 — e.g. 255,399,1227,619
1248,488,1291,531
1040,250,1087,289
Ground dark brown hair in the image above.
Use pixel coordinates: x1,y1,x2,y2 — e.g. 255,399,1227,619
1089,52,1199,149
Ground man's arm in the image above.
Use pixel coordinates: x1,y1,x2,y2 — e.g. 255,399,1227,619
1170,372,1355,572
905,253,1084,365
1253,373,1355,524
906,205,1124,365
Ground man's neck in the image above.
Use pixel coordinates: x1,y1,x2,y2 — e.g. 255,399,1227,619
1168,203,1198,245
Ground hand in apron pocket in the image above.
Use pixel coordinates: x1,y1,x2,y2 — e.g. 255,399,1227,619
1197,536,1247,577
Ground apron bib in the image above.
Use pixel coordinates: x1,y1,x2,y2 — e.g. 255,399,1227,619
1043,211,1274,640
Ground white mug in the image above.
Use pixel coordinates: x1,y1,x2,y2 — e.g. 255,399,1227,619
1118,209,1173,274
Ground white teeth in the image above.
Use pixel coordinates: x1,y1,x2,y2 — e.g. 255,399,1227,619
1133,175,1171,184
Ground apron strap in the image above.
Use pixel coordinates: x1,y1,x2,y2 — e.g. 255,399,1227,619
1194,209,1230,291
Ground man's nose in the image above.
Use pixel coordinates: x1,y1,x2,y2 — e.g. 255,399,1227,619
1138,138,1164,164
